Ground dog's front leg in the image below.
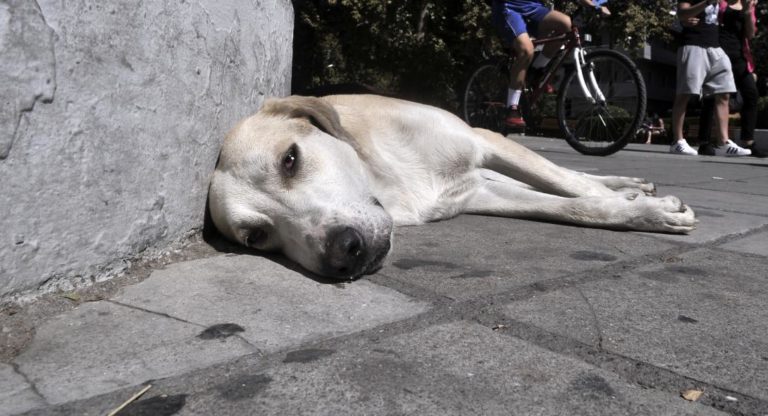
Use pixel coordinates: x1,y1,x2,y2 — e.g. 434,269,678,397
465,179,696,234
578,173,656,196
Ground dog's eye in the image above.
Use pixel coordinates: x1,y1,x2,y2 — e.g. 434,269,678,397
282,145,298,177
245,229,267,247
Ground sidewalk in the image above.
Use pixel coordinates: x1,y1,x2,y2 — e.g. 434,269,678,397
2,137,768,416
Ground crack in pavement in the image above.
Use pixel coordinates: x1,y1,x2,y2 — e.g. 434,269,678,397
576,286,604,351
107,300,262,353
10,361,48,404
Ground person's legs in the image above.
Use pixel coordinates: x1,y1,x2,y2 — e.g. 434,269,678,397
672,94,690,142
735,70,764,156
670,94,698,155
698,96,715,145
670,46,704,155
736,69,758,145
696,97,716,155
702,48,750,156
713,93,730,146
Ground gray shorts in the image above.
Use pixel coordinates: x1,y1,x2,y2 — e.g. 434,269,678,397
676,45,736,96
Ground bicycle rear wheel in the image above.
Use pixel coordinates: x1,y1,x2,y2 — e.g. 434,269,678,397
462,59,509,133
557,49,646,156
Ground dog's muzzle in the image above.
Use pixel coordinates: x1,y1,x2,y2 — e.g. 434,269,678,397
321,226,390,280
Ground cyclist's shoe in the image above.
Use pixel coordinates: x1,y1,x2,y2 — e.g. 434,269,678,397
669,139,697,156
527,67,555,94
713,139,751,157
504,106,526,128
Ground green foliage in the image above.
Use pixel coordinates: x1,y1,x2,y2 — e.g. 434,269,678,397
291,0,690,111
608,1,675,51
293,0,492,110
554,0,675,52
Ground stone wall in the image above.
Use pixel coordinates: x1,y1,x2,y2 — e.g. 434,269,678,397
0,0,293,298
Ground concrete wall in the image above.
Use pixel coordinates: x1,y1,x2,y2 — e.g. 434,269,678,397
0,0,293,298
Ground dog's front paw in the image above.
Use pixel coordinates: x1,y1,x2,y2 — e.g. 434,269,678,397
640,180,657,196
638,196,696,234
624,178,656,196
599,175,657,196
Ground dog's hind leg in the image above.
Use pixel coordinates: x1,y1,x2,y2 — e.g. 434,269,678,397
471,128,655,198
465,179,696,234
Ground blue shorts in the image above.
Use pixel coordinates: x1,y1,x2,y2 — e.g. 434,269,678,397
491,0,551,44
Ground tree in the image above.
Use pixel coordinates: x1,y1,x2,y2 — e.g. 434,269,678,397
554,0,676,52
292,0,492,109
291,0,731,111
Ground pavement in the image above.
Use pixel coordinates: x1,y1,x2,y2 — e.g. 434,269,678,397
2,137,768,416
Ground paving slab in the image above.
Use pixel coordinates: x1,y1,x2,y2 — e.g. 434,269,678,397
12,301,255,405
663,185,768,217
645,208,768,244
101,321,725,416
518,138,768,189
382,214,677,300
114,254,428,352
504,248,768,401
675,169,768,197
720,230,768,257
0,363,45,416
516,138,768,245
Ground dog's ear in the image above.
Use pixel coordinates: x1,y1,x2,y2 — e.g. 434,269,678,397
260,95,379,166
261,96,351,141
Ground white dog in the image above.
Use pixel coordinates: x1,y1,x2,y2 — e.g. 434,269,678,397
208,95,696,280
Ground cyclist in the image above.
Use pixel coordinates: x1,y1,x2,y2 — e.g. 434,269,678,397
490,0,611,129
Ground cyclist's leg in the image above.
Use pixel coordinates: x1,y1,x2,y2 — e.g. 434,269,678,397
504,34,533,127
491,2,533,127
535,10,571,59
491,2,532,80
509,34,534,90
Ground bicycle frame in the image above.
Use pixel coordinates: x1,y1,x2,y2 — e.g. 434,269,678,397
525,26,604,109
462,8,646,156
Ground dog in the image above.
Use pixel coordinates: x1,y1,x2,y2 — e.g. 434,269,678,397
208,95,696,280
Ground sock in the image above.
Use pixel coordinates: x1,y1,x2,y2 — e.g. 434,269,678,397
507,89,522,107
532,54,551,69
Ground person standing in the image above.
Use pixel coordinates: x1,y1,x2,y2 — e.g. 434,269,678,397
670,0,751,156
697,0,762,156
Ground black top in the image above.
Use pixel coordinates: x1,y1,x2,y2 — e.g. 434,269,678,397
679,1,720,48
719,5,745,59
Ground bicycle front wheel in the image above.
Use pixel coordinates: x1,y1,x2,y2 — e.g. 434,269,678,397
557,49,646,156
462,59,508,133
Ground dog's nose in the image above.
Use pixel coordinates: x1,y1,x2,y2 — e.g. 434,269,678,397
323,227,367,278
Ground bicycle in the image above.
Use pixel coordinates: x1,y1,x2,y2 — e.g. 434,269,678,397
462,8,647,156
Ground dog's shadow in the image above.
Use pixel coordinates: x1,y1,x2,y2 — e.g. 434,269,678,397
202,201,347,285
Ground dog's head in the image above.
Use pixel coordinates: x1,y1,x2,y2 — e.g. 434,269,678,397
208,96,393,280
